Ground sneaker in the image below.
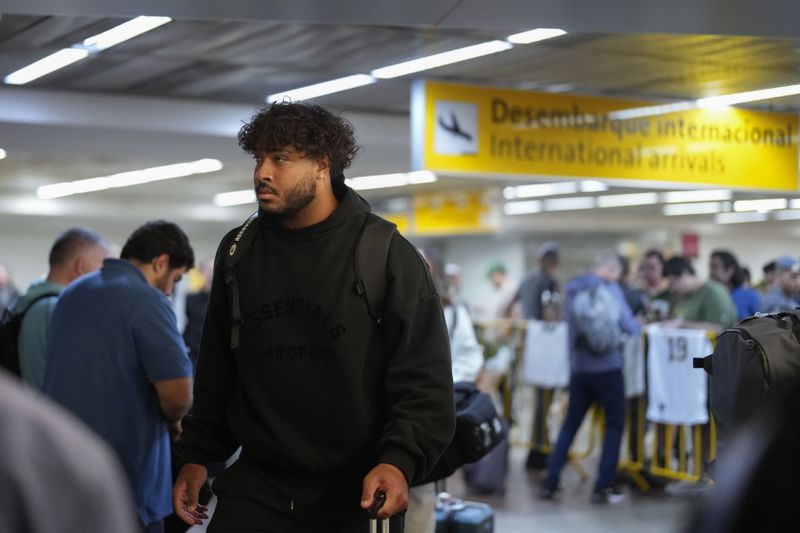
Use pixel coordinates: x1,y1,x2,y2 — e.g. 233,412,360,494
525,449,550,471
591,486,626,505
664,473,714,497
539,484,560,500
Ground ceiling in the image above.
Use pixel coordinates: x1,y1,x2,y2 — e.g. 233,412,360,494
1,2,800,238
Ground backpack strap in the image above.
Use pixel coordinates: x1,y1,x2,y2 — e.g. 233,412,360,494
224,212,259,351
354,214,397,324
12,290,61,316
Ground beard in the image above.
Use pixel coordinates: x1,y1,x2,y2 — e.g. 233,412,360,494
259,171,317,223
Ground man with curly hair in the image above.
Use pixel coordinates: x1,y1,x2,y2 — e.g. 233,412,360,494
174,102,455,532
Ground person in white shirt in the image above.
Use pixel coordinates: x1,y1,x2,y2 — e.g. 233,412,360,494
408,249,484,533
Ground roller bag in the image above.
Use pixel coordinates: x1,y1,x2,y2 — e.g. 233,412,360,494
435,493,494,533
461,420,509,495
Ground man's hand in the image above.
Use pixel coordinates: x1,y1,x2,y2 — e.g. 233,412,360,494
173,463,210,526
360,463,408,519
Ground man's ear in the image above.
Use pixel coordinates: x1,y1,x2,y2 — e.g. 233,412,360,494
316,156,331,178
152,253,170,274
75,257,89,277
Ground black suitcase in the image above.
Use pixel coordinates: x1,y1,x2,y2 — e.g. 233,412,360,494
435,493,494,533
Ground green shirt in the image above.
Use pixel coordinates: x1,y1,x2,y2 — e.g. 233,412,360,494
18,280,64,390
672,280,737,329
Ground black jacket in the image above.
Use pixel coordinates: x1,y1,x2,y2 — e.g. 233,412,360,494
180,188,455,491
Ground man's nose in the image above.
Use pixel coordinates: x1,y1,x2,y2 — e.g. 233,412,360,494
255,160,273,180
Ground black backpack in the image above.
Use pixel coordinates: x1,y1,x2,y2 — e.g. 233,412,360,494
694,311,800,454
0,292,60,376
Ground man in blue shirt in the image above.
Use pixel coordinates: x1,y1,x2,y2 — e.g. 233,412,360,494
760,255,800,314
539,250,641,504
44,220,195,533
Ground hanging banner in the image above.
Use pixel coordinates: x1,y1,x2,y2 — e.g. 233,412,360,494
411,81,799,191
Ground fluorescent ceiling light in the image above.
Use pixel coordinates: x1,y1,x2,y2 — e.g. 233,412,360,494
579,180,608,193
4,48,89,85
371,40,512,79
774,210,800,221
607,102,695,120
716,212,768,224
544,196,595,211
789,199,800,209
504,200,542,215
697,84,800,109
506,28,566,44
663,202,725,216
38,158,222,199
345,171,437,191
5,15,171,85
503,179,608,200
733,198,787,212
0,148,6,160
596,192,659,208
214,189,255,207
662,189,732,203
82,16,171,52
267,74,376,102
503,181,577,199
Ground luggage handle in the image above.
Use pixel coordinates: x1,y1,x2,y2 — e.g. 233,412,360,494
368,491,390,533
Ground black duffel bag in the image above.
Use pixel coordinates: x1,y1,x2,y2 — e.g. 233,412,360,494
417,381,506,485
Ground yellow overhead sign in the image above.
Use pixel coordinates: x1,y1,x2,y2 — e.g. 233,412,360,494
413,189,499,236
412,81,799,191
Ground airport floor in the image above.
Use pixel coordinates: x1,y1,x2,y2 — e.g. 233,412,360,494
188,447,696,533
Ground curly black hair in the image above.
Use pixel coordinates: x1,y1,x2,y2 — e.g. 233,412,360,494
238,102,359,190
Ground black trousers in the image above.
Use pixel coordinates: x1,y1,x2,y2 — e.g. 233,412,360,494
207,458,404,533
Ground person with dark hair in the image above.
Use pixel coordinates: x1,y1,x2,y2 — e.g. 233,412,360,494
512,241,562,471
14,227,108,389
663,256,736,332
759,255,800,313
43,220,195,533
408,247,483,532
756,260,777,294
173,102,454,532
639,249,670,321
709,249,761,320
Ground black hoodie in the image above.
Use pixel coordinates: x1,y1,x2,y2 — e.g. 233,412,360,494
181,187,455,505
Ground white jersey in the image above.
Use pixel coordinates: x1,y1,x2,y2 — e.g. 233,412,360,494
623,334,646,399
523,320,569,388
645,325,711,425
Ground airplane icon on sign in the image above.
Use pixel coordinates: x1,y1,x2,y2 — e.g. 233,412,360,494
437,111,473,142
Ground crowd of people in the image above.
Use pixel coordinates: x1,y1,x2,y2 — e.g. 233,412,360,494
2,101,799,532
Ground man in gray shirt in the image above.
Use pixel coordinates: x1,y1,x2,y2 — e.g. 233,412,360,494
512,242,562,470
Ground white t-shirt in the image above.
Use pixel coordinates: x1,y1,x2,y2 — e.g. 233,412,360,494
445,304,484,383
